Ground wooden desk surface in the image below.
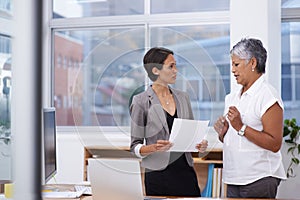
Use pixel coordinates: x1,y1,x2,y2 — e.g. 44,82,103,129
44,196,297,200
42,185,296,200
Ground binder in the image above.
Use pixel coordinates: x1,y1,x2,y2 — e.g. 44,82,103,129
201,163,215,197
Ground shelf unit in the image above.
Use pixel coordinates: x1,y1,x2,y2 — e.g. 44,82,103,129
192,148,223,195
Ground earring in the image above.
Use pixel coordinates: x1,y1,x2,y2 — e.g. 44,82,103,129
252,67,255,72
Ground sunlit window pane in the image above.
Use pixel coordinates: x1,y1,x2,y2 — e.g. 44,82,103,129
281,22,300,120
53,0,144,18
0,34,11,180
149,25,230,123
282,0,300,8
151,0,229,13
53,28,145,126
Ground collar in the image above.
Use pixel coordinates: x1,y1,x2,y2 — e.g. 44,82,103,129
239,75,265,97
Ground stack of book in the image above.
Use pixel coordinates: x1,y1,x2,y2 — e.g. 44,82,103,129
201,164,227,198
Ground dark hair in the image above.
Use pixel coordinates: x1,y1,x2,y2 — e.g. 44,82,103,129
230,38,267,73
143,47,174,81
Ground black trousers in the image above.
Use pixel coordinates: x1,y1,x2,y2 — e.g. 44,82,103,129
227,176,281,198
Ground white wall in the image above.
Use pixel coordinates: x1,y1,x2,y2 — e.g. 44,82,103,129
277,142,300,199
230,0,281,93
47,133,84,184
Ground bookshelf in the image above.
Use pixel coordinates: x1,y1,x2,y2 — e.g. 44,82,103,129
192,148,224,197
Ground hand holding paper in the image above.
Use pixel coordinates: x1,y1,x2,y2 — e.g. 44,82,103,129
169,118,209,152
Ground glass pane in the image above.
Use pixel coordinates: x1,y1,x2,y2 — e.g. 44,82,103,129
53,0,144,18
53,28,145,126
151,0,229,14
296,77,300,100
0,34,12,180
281,77,291,100
150,25,230,123
0,0,12,16
282,64,291,74
282,0,300,8
281,22,300,121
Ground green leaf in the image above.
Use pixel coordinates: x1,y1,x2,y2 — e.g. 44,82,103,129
283,127,290,137
291,130,298,139
292,158,300,165
284,119,289,125
298,144,300,154
285,139,294,144
288,147,295,153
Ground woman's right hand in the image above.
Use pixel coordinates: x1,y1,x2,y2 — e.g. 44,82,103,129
140,140,173,156
213,116,229,142
152,140,173,152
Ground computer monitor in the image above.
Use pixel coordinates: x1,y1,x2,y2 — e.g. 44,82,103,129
41,107,57,185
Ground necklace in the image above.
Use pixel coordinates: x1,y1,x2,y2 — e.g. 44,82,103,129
152,85,172,105
164,94,172,105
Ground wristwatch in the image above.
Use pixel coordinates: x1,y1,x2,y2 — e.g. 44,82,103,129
238,124,247,136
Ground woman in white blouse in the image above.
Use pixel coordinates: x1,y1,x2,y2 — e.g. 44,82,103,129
214,38,286,198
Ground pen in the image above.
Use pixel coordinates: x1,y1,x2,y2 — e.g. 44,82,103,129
221,114,228,123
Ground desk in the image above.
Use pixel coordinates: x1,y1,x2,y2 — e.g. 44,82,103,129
44,196,91,200
44,196,295,200
40,185,297,200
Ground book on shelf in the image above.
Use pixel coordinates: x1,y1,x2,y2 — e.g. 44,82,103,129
211,166,226,198
212,167,218,197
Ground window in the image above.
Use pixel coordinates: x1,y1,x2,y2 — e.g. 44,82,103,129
151,0,229,13
53,28,145,126
0,0,12,180
281,21,300,121
0,35,11,133
149,25,229,121
282,0,300,8
53,0,144,18
51,0,300,127
281,1,300,123
52,1,230,126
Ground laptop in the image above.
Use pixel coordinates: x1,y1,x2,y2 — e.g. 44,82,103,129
88,158,145,200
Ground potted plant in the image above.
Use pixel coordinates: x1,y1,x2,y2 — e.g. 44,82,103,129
283,118,300,178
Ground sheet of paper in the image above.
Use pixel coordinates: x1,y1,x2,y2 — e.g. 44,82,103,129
42,191,84,198
168,118,209,152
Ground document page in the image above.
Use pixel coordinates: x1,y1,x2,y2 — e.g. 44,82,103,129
169,118,209,152
42,191,84,198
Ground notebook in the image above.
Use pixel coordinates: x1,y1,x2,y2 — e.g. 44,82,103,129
88,158,144,200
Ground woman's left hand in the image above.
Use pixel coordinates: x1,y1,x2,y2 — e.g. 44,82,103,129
196,139,208,153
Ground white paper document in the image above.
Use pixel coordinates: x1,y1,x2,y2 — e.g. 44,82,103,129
42,191,84,199
169,118,209,152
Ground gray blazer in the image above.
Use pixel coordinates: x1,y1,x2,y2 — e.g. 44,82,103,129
130,86,195,170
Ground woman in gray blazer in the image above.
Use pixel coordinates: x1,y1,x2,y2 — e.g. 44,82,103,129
130,47,208,197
